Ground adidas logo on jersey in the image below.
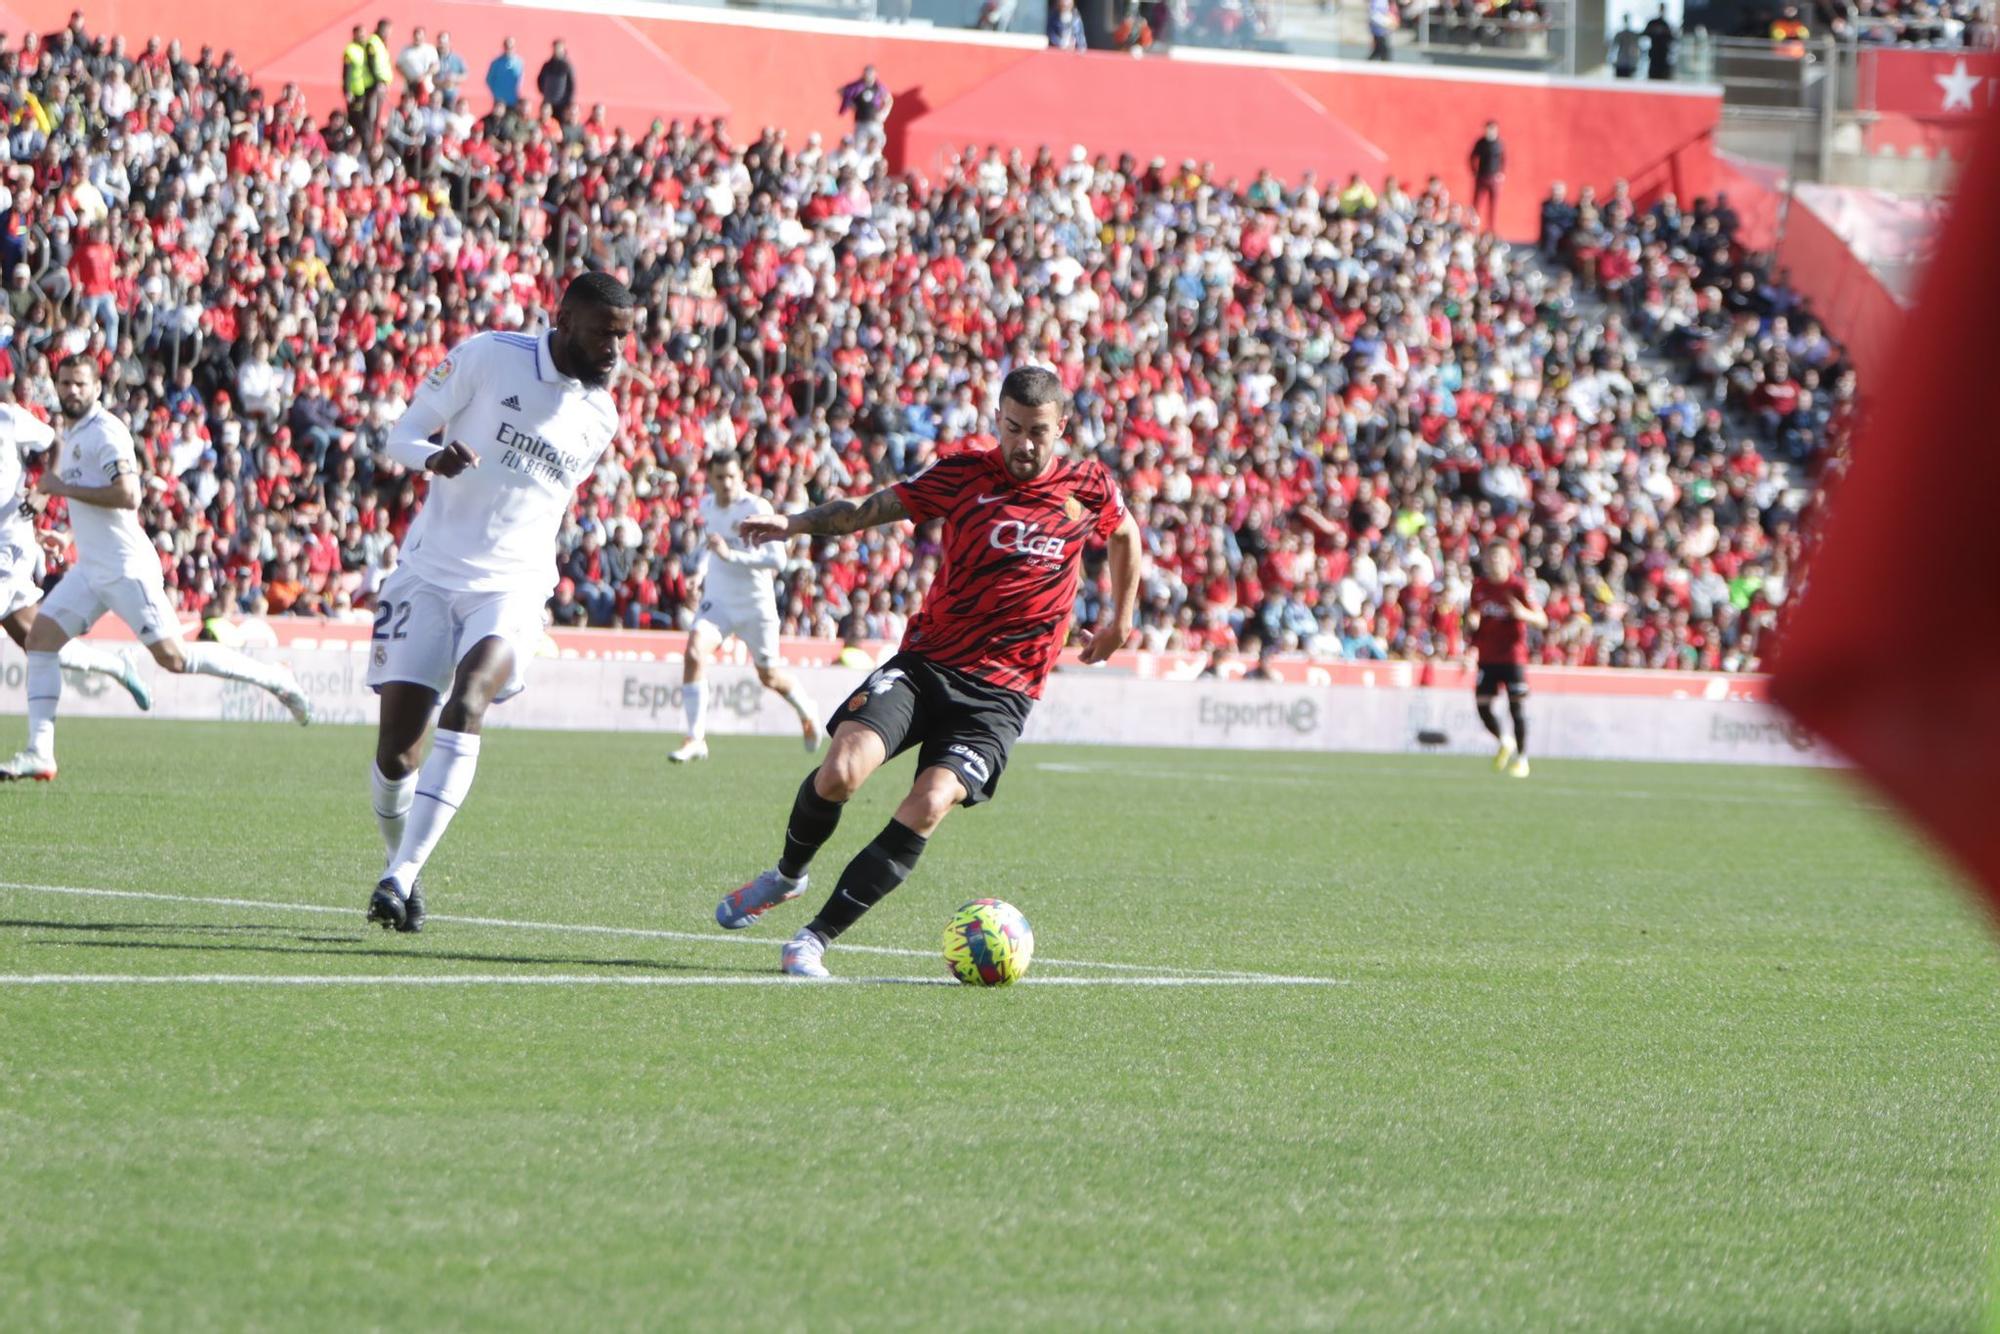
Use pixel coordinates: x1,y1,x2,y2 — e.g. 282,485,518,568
501,395,522,411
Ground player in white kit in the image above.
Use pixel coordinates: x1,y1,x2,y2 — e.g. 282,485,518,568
364,273,638,932
2,357,310,782
667,450,823,763
0,396,152,710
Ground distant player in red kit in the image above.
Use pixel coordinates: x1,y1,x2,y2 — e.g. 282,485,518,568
1468,544,1546,778
717,366,1142,976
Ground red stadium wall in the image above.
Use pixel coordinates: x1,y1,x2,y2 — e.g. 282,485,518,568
22,0,1723,242
1773,197,1903,388
9,0,364,69
1265,60,1721,237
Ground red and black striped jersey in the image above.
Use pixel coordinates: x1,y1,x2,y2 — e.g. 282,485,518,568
891,450,1127,699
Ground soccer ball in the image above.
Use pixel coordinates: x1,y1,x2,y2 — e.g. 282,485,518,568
942,899,1035,986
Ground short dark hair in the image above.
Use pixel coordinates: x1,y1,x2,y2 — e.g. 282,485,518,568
562,270,637,312
999,365,1066,413
55,353,99,380
705,449,743,473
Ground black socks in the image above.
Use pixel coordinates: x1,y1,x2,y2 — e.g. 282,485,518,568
779,771,844,880
805,819,929,942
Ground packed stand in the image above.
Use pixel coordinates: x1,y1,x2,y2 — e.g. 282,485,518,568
3,12,1848,673
1809,0,1995,47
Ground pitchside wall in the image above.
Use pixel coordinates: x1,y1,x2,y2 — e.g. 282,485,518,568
0,643,1838,767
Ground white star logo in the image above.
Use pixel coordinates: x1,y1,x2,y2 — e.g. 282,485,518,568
1935,58,1983,112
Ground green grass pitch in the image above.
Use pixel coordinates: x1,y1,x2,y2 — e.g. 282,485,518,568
2,718,1997,1329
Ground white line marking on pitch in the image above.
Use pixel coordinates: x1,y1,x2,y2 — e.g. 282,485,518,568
0,972,1342,988
0,881,1327,982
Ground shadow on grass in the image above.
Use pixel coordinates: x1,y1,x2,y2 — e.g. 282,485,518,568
0,918,304,934
14,922,767,975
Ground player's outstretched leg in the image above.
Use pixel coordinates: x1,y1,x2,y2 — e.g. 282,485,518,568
1507,689,1531,778
61,641,152,711
718,773,838,928
6,612,152,711
165,641,312,724
718,723,882,931
757,664,824,753
783,766,960,979
374,639,511,932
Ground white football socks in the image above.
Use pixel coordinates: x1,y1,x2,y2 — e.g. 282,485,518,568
683,678,707,740
56,640,128,680
779,684,815,724
371,761,417,861
386,729,481,895
24,650,59,758
179,643,293,695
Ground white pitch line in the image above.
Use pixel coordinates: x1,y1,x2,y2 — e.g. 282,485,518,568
0,881,1314,981
0,973,1342,988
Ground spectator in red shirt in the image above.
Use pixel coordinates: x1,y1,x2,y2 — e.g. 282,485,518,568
70,223,119,346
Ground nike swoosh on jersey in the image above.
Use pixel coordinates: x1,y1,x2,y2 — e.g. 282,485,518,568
973,493,1007,505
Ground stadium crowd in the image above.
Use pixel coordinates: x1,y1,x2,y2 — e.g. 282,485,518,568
1812,0,1995,47
1,11,1847,673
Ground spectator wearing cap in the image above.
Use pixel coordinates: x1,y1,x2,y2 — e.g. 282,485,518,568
536,39,574,122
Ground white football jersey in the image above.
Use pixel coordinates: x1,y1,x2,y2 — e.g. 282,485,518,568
697,490,784,609
58,404,158,583
386,330,619,595
0,401,55,557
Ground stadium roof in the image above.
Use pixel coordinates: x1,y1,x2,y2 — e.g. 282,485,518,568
900,51,1388,189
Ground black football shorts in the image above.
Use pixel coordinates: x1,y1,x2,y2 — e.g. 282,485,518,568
1475,662,1529,699
828,652,1032,806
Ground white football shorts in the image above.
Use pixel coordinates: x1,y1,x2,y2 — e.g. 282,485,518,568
365,566,545,702
0,538,40,621
37,569,181,644
693,593,782,670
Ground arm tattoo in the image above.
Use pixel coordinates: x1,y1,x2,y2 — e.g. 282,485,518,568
788,486,909,536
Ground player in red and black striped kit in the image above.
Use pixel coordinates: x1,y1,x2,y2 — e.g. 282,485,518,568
714,366,1142,977
1468,544,1547,778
